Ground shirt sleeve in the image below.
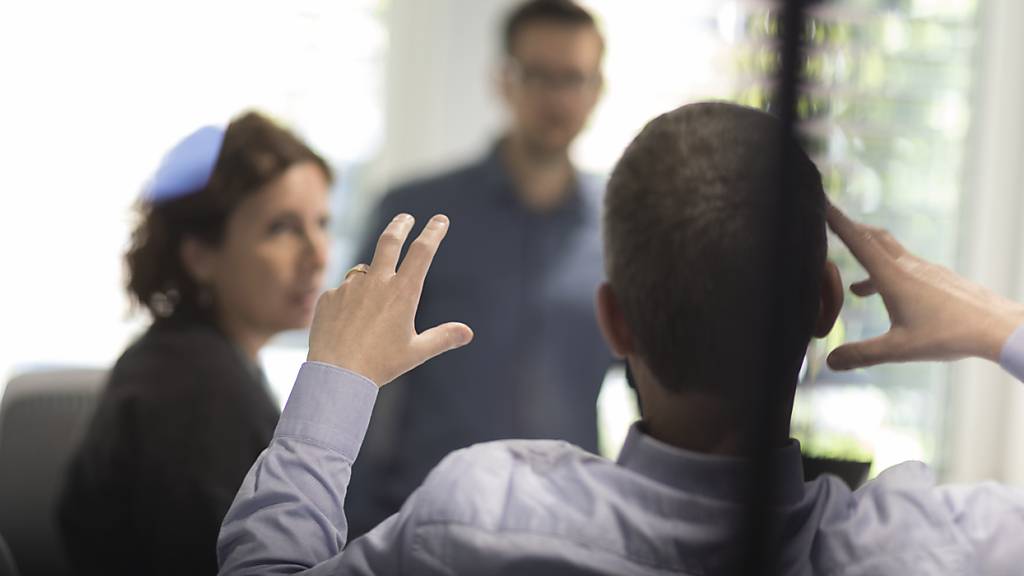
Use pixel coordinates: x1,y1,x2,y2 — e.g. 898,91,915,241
217,362,410,575
998,324,1024,383
937,481,1024,576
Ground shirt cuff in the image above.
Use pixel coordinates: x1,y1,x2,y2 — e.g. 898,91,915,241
275,361,379,463
999,324,1024,384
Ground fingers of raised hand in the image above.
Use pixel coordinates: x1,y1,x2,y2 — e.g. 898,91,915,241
863,225,908,259
413,322,474,364
826,203,899,285
370,214,416,276
827,332,901,370
398,215,449,288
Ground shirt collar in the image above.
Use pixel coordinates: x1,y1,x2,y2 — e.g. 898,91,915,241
615,423,806,507
481,138,592,218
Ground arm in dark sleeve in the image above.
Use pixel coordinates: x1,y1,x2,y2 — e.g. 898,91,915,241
59,382,147,576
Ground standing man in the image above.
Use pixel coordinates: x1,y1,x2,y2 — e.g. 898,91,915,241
346,0,612,537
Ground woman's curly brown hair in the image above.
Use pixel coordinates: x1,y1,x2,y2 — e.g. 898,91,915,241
125,111,332,324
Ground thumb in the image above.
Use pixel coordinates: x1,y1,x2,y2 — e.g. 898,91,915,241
827,333,898,371
412,322,474,363
850,279,879,297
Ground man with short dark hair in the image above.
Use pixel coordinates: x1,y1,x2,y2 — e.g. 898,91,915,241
344,0,612,537
220,103,1024,574
601,103,837,457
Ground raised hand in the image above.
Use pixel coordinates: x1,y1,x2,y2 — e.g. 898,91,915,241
306,213,474,386
826,204,1024,370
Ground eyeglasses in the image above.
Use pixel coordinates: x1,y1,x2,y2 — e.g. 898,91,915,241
507,60,602,96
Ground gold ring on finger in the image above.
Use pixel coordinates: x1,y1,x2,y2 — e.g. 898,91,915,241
345,263,370,280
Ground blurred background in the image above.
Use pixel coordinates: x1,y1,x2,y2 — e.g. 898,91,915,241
2,0,1024,494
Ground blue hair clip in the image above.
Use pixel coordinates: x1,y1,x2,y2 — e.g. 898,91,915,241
143,124,226,204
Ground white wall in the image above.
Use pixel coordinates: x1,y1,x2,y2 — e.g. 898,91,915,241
0,0,386,392
946,0,1024,484
368,0,514,193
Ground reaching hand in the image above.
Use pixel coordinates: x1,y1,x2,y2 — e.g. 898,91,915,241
826,204,1024,370
306,213,474,387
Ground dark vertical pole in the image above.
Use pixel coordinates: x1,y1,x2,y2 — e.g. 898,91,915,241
741,0,808,574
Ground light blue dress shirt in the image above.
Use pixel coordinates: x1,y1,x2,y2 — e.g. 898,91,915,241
219,326,1024,575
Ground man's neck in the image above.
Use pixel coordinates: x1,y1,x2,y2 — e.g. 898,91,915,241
643,397,747,456
635,367,795,458
643,406,793,458
501,134,575,213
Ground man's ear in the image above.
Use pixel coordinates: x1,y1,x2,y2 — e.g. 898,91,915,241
180,235,218,285
596,282,635,358
814,261,844,338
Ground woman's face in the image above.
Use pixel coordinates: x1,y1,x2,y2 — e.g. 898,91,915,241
192,161,331,350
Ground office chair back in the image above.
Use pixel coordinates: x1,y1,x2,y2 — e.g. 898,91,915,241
0,369,106,576
0,531,18,576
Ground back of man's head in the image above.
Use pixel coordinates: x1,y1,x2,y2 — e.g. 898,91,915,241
604,102,827,396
